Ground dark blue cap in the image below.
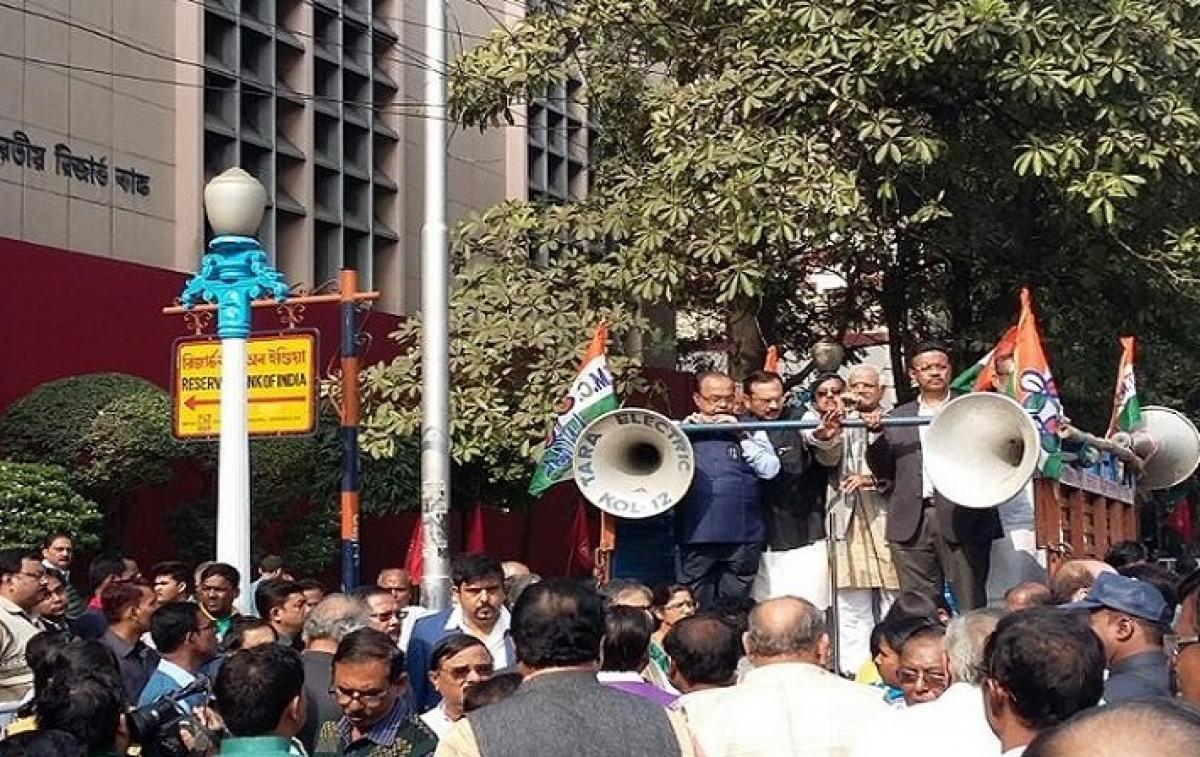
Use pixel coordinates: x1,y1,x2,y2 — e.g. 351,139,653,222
1063,571,1173,627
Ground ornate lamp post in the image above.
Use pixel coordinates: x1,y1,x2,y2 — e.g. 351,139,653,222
180,168,289,601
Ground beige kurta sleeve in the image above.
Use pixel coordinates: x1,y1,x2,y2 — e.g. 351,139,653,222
666,708,704,757
433,719,483,757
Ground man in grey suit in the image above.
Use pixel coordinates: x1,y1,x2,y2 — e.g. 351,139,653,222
866,342,1002,611
437,579,697,756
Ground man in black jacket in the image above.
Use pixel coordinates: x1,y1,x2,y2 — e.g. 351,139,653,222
866,342,1002,611
745,370,842,606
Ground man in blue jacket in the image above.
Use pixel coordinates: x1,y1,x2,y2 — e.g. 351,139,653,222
406,554,514,713
674,370,780,610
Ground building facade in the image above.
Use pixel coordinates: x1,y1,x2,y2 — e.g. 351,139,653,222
0,0,533,316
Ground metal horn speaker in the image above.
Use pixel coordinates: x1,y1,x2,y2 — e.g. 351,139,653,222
1133,406,1200,490
573,409,696,519
924,393,1041,509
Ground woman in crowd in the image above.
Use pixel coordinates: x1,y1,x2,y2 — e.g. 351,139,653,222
648,584,697,684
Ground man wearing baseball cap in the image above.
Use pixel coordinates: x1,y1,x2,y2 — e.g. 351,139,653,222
1065,571,1173,704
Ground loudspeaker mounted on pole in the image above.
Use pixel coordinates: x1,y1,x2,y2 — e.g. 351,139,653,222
1132,406,1200,491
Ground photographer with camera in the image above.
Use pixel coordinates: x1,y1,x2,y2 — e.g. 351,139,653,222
212,643,307,755
138,602,218,710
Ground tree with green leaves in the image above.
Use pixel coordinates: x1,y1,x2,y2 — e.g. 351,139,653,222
0,462,102,551
361,0,1200,496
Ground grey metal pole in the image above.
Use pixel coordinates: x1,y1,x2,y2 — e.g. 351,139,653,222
420,0,452,611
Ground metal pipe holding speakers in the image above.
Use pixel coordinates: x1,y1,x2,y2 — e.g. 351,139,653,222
676,417,931,433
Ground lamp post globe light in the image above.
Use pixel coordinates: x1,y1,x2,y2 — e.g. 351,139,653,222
811,340,846,372
180,167,290,602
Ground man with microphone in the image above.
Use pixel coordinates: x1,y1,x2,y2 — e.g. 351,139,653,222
865,342,1001,611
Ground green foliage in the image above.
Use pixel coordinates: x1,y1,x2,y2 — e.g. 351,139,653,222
282,499,339,576
359,213,651,495
0,462,102,550
76,391,197,495
367,0,1200,450
0,373,199,502
0,373,159,472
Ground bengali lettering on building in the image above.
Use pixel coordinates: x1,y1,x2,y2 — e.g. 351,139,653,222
0,129,152,196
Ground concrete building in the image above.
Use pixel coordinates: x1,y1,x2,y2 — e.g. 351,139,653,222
0,0,583,316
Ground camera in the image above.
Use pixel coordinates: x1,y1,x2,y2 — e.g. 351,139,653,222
127,676,211,757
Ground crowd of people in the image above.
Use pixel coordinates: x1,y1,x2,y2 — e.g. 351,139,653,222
3,346,1200,755
0,535,1197,755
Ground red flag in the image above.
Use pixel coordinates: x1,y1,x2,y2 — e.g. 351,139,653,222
566,501,595,575
466,504,487,553
405,517,423,585
764,345,781,373
1169,499,1195,543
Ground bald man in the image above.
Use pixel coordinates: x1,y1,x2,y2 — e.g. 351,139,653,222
1005,581,1052,611
679,597,886,756
501,561,531,579
376,567,430,650
1025,701,1200,757
1049,560,1115,604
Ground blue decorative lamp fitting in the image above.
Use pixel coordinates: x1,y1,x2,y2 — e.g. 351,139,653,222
180,168,290,335
177,167,290,604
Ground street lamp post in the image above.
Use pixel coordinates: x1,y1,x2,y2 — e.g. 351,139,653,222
180,167,290,602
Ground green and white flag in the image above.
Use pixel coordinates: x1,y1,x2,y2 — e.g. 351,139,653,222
1108,336,1143,436
529,323,619,496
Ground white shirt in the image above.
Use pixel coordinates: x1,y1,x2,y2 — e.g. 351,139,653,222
420,702,454,739
443,606,513,670
739,430,781,479
917,396,949,499
850,682,1001,757
400,605,433,652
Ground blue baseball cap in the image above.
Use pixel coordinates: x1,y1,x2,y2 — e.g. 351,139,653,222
1064,571,1173,627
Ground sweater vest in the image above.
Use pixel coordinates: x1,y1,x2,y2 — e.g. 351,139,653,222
675,430,765,544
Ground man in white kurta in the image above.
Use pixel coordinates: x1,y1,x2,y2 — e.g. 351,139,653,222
679,596,887,757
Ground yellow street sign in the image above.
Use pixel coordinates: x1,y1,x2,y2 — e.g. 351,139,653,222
171,332,319,439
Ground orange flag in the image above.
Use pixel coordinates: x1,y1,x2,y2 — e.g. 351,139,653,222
764,345,780,373
1107,336,1143,437
1012,287,1064,478
950,326,1018,394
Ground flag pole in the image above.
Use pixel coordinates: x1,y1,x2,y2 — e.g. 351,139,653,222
594,510,616,584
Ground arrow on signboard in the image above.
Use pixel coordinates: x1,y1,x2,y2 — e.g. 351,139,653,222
184,395,310,411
